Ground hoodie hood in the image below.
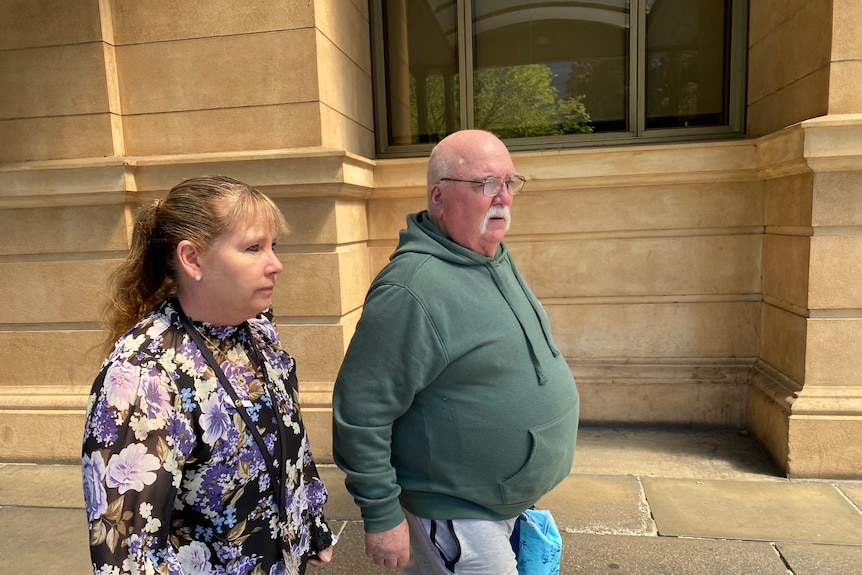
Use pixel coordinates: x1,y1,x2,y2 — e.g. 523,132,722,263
391,210,562,384
392,210,505,266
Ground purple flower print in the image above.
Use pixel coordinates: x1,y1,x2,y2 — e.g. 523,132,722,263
200,389,231,445
142,366,172,419
177,540,215,575
166,414,195,458
82,452,108,522
229,554,257,574
106,443,161,494
89,394,119,445
306,477,328,511
105,360,140,411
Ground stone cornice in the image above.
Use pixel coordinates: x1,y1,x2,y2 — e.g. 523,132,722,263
0,147,377,208
756,114,862,178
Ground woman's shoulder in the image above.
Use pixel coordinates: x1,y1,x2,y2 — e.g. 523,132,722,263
104,303,177,363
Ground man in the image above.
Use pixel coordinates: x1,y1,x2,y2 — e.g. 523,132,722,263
332,129,579,574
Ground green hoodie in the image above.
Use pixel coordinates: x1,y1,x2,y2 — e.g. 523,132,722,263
332,211,579,532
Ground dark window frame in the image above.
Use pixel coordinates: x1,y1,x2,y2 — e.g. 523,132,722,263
371,0,749,158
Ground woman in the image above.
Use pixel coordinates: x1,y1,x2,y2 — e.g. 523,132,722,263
82,175,335,575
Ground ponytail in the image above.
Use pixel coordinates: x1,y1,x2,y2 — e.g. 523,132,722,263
99,175,288,352
101,200,176,349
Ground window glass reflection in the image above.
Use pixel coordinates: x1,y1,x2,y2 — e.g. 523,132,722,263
383,0,459,145
645,0,730,128
473,0,630,137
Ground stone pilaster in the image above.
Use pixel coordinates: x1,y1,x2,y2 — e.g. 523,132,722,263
750,115,862,477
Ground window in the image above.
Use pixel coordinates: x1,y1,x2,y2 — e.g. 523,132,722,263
371,0,748,156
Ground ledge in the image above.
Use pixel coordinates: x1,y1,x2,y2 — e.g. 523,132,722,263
0,147,378,208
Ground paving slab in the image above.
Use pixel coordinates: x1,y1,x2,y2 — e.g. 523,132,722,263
838,482,862,510
0,506,91,575
559,532,789,575
644,477,862,544
537,475,655,535
573,428,783,480
776,542,862,575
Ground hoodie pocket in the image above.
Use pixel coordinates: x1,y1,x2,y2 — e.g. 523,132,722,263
498,405,578,504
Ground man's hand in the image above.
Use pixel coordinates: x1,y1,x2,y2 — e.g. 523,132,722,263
365,520,410,569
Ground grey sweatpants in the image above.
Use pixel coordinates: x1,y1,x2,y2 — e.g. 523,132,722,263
400,510,519,575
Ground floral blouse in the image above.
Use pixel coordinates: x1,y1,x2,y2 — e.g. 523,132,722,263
82,299,335,575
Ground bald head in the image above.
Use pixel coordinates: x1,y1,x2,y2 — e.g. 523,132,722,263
425,130,518,257
426,130,513,190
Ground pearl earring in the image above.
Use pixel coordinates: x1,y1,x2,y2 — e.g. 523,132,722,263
195,275,201,282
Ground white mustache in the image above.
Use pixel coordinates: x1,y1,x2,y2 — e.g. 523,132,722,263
481,205,511,234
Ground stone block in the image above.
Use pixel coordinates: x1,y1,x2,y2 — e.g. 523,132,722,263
271,247,368,318
276,197,339,245
809,236,862,309
301,407,333,463
276,322,353,384
0,330,103,388
319,103,375,159
128,149,371,196
272,252,342,317
0,44,109,118
0,507,92,574
0,412,84,464
832,0,862,61
115,30,318,115
577,377,747,427
788,416,862,478
333,200,370,245
517,140,756,185
777,543,862,575
760,304,807,383
110,0,314,44
805,318,862,384
121,102,322,155
336,243,371,312
370,158,427,195
0,161,126,204
313,0,371,74
0,115,116,163
644,477,862,543
748,0,812,47
746,0,831,104
813,171,862,226
511,234,761,299
316,31,373,129
367,197,426,241
0,260,115,324
512,180,763,235
747,68,829,137
764,173,812,228
548,302,760,359
0,205,127,256
828,61,862,115
561,532,791,575
0,0,101,49
762,234,810,309
536,475,654,536
746,374,791,474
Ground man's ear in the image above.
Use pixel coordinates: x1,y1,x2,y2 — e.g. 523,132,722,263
429,183,444,214
176,240,202,280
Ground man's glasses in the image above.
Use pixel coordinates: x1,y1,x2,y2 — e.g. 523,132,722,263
438,174,527,197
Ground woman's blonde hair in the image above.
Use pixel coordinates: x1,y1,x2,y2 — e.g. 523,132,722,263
102,175,288,348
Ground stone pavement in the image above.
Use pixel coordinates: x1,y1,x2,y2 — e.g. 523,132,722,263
2,427,862,575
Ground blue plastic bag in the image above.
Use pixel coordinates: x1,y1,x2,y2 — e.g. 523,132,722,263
510,507,562,575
